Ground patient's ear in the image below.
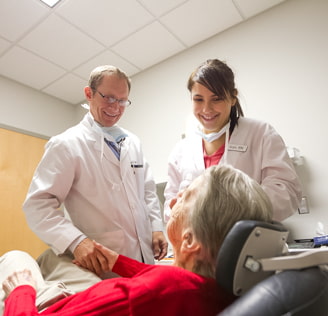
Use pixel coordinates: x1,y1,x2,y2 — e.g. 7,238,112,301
181,230,201,254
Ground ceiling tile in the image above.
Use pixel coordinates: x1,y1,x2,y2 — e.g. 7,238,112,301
42,73,87,104
112,21,185,69
234,0,285,18
0,46,66,90
0,0,285,104
137,0,188,17
73,50,140,80
19,14,104,70
0,0,49,42
160,0,243,46
0,38,12,55
56,0,154,47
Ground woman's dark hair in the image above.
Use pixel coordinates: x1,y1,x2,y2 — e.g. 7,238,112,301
187,59,244,133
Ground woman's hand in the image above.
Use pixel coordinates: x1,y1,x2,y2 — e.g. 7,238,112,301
2,269,37,296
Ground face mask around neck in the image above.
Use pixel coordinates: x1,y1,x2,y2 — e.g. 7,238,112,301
196,121,230,143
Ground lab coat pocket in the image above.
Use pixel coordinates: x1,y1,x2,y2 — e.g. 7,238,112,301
130,161,144,196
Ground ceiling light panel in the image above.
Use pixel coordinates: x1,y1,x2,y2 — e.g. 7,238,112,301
40,0,61,8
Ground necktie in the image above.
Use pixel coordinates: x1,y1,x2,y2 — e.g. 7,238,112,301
104,138,125,160
104,138,120,160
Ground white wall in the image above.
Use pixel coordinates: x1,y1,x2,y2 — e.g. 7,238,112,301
0,75,76,138
120,0,328,240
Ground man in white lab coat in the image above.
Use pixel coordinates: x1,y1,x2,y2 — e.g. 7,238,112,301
23,65,168,292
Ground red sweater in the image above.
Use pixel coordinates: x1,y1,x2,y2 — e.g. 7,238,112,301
4,255,235,316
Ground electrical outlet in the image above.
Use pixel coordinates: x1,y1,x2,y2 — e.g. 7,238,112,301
298,196,309,214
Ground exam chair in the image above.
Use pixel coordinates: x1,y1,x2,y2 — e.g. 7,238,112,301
216,220,328,316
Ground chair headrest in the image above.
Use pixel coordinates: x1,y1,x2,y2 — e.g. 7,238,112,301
216,220,289,296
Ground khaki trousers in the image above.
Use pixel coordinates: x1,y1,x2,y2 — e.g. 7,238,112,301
0,250,74,315
0,249,103,315
36,248,103,293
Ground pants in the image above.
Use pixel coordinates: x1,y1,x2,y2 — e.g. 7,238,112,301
0,250,74,315
0,249,103,315
36,249,103,293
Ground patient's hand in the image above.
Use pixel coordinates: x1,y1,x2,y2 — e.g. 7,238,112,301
2,269,37,296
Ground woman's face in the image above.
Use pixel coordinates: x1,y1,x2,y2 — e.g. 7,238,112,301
166,175,204,255
191,82,235,133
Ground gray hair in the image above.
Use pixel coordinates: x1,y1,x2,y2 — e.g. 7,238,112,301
189,165,273,278
88,65,131,92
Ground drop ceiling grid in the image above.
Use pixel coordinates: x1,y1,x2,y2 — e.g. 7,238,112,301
0,0,286,105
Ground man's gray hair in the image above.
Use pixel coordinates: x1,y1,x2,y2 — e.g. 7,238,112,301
88,65,131,92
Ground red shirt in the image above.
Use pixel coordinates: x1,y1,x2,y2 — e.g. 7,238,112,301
4,255,235,316
203,143,225,168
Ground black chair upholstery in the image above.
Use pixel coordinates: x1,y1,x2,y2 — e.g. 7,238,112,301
218,267,328,316
216,220,328,316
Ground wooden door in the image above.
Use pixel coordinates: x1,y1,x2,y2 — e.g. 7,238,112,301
0,127,49,258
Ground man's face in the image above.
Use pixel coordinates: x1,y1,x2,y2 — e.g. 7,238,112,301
85,74,129,127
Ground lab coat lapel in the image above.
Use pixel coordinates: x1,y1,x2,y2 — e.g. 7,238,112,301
103,143,120,165
120,139,128,161
82,112,120,165
90,132,120,166
119,139,130,178
193,135,206,171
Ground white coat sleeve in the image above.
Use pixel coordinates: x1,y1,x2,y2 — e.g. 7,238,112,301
23,138,85,255
142,158,164,232
163,143,184,222
260,125,302,221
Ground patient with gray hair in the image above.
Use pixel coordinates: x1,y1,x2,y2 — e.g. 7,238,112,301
0,165,272,316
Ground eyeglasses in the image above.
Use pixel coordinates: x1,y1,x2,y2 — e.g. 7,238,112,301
97,91,131,107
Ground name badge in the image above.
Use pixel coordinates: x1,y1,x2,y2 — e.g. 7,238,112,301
228,144,248,152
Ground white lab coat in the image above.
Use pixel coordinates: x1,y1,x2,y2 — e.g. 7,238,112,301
23,113,163,264
164,117,302,222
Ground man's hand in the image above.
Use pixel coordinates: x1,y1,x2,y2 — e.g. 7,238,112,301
93,241,119,270
152,231,168,260
2,269,37,297
73,238,110,276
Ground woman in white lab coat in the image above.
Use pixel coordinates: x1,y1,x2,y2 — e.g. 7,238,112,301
23,66,167,291
164,59,302,222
